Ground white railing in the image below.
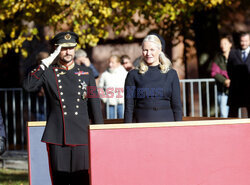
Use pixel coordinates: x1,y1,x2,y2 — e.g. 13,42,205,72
180,78,218,117
105,79,218,119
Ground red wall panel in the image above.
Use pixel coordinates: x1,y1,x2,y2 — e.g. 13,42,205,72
89,120,250,185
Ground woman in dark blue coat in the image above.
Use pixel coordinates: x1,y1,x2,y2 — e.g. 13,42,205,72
124,34,182,123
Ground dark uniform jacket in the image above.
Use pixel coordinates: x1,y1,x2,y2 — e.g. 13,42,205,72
227,48,250,107
23,62,103,145
124,66,182,123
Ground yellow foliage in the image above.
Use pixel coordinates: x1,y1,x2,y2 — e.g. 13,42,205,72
111,1,120,9
0,0,234,58
7,42,12,49
25,12,32,17
10,29,16,39
21,49,28,57
45,35,50,41
0,15,4,20
27,36,33,41
15,48,19,53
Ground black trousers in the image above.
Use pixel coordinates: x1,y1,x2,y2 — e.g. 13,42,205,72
47,144,90,185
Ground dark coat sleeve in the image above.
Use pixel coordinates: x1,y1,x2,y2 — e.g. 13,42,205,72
227,50,235,79
171,70,182,121
124,71,136,123
89,64,99,79
87,69,104,124
22,65,45,92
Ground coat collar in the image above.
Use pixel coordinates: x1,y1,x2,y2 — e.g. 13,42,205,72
56,61,75,70
235,48,250,63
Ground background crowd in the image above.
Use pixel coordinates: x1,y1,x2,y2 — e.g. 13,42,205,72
72,31,250,120
211,32,250,118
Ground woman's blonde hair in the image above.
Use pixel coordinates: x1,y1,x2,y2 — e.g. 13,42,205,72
109,55,121,64
138,34,172,74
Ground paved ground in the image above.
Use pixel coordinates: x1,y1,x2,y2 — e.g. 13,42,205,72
0,150,28,170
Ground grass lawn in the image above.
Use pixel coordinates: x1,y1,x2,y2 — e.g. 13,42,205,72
0,169,28,185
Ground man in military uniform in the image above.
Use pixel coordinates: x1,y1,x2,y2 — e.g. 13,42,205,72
23,31,103,185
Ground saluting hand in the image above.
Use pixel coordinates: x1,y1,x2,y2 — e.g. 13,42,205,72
42,45,62,68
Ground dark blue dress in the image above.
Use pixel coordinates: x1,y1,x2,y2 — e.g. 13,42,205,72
124,65,182,123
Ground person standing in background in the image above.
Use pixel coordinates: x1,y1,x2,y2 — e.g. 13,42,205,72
227,32,250,117
98,55,128,119
211,35,232,118
0,108,6,155
121,55,134,71
75,49,99,79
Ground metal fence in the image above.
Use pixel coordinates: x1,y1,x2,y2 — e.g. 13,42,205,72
0,88,46,150
180,78,218,117
105,79,219,119
0,78,239,150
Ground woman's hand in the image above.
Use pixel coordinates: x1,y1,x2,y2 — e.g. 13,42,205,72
224,79,231,88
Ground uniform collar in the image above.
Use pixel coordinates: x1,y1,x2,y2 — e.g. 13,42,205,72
57,60,75,70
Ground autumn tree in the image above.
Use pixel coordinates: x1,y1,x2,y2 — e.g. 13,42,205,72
0,0,236,58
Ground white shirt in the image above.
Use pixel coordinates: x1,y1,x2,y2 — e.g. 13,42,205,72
98,65,128,105
241,46,250,61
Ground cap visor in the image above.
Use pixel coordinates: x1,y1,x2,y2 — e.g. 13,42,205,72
56,43,77,47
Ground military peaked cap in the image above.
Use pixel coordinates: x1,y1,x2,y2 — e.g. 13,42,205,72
50,31,79,47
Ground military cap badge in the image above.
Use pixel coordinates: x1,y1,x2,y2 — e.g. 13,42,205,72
64,33,71,40
50,31,79,47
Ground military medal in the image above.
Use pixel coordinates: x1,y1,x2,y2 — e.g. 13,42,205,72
80,81,87,99
82,91,87,99
59,72,66,75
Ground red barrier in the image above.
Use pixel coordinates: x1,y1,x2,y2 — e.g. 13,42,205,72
89,119,250,185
